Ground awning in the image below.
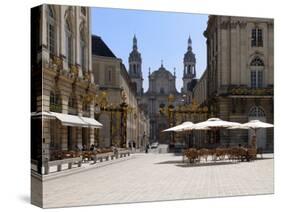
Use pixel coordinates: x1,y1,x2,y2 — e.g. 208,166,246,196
31,111,103,128
31,111,56,119
51,112,88,127
80,117,103,128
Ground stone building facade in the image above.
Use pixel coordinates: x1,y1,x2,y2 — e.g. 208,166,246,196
31,5,101,163
92,35,150,149
128,36,198,144
193,15,274,151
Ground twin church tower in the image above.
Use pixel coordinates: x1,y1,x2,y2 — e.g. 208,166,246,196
128,35,197,95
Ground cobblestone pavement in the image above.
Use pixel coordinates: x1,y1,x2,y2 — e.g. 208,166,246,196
42,153,274,208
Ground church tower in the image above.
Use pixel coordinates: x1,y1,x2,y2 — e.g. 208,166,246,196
129,35,143,95
182,36,196,93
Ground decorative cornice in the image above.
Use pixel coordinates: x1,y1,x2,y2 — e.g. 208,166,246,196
239,21,247,28
220,21,229,30
230,22,238,29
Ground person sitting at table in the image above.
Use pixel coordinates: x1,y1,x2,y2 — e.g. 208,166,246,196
82,144,87,151
90,144,95,151
74,144,81,152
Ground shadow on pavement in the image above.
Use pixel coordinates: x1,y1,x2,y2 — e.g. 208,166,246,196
155,160,184,165
254,157,273,160
176,161,239,168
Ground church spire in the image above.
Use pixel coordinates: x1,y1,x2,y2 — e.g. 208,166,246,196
128,34,143,95
188,35,192,51
182,34,196,93
133,34,137,50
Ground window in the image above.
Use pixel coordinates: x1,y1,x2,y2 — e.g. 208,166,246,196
107,69,112,82
251,70,263,88
65,20,73,65
251,28,263,47
83,102,90,117
257,29,263,46
47,6,56,55
160,87,164,94
50,91,62,112
250,56,264,88
68,95,77,115
250,57,264,66
249,106,265,117
250,71,257,88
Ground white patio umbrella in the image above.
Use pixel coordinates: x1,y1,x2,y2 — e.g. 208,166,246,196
194,118,241,128
162,121,194,132
163,121,210,132
193,118,241,144
228,120,273,147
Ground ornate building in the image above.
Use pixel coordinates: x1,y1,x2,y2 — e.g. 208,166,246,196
31,5,102,166
193,15,274,151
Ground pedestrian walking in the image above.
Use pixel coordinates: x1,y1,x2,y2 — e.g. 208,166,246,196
145,143,149,153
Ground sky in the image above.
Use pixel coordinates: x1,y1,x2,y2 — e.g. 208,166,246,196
91,7,208,92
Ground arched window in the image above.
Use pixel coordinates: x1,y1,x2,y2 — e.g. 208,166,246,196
47,6,56,55
50,90,62,112
250,56,264,88
249,106,266,117
68,94,77,115
250,56,264,66
65,18,73,66
80,27,87,72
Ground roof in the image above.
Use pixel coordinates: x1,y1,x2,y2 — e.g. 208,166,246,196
150,65,174,78
92,35,116,58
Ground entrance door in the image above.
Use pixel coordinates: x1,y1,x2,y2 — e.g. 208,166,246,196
248,106,266,149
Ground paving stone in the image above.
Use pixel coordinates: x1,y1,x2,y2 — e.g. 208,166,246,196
42,153,274,208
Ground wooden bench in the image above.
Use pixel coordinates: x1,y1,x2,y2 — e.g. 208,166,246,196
44,157,82,175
